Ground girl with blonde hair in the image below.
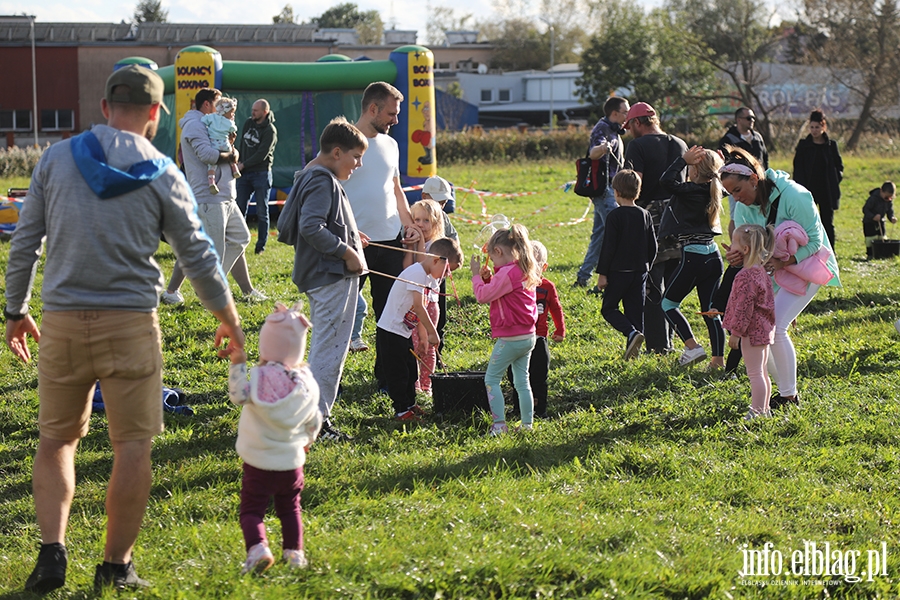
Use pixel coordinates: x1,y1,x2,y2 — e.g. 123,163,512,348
658,146,726,368
470,224,541,435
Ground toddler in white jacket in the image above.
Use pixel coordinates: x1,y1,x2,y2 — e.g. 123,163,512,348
227,301,322,574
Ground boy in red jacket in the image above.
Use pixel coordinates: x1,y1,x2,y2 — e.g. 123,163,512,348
507,240,566,419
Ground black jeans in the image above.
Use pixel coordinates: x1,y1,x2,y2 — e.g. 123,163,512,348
601,271,647,338
814,195,836,249
376,327,417,414
644,259,678,352
712,264,743,372
507,336,550,415
362,234,405,387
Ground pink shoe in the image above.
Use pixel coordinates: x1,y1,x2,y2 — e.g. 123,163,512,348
241,543,274,575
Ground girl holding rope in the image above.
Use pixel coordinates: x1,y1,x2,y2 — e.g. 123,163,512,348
403,199,449,395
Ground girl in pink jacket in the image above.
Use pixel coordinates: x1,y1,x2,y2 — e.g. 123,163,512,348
723,224,776,419
471,224,542,435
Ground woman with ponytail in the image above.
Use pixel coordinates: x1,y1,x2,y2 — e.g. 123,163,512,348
719,145,841,408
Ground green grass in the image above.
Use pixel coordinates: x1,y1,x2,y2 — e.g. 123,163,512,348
2,156,900,598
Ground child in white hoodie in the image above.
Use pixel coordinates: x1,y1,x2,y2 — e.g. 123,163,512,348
227,302,322,574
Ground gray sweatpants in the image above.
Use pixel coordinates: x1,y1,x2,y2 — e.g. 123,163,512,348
306,276,359,419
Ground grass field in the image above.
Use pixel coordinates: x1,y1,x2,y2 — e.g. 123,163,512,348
2,156,900,598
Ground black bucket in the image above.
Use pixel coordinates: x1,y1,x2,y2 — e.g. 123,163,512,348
431,371,489,414
872,239,900,259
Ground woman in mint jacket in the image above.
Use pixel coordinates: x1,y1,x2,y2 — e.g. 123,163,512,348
719,146,841,408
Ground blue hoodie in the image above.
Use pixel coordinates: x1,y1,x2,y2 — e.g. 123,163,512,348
5,124,231,315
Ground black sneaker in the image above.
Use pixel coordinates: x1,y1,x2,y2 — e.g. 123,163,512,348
572,279,588,288
624,331,644,360
24,543,67,594
319,420,353,442
770,393,800,410
94,561,150,592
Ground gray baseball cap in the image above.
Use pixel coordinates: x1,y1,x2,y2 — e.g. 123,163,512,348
106,65,170,114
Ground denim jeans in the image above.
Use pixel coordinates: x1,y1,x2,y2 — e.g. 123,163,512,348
576,187,618,283
351,291,367,342
235,170,273,252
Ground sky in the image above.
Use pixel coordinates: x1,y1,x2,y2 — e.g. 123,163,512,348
0,0,541,41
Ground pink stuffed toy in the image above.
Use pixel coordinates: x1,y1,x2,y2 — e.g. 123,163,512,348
773,220,834,295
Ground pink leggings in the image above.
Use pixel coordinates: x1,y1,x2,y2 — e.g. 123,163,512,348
741,338,771,413
410,301,439,393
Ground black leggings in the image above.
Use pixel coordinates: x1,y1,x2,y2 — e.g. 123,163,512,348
663,248,725,357
712,265,743,373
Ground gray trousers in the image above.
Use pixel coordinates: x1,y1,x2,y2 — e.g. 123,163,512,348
306,276,359,419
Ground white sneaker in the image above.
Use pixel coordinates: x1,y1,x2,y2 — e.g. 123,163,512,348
160,290,184,305
745,408,772,420
488,422,508,437
349,338,369,352
677,345,707,366
243,289,268,302
283,549,308,569
241,543,274,575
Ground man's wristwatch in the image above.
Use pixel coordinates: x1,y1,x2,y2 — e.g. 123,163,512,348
3,308,26,322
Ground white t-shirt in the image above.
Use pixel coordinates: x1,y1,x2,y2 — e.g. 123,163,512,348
341,133,402,241
377,262,436,338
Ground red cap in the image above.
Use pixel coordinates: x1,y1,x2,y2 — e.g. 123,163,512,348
623,102,656,129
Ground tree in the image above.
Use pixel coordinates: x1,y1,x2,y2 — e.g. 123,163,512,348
426,6,475,47
667,0,783,149
272,4,296,24
133,0,168,24
577,4,719,122
477,0,586,71
310,3,383,44
799,0,900,150
480,18,551,71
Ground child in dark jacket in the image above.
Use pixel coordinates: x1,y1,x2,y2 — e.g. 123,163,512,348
596,170,658,359
863,182,897,260
658,146,726,369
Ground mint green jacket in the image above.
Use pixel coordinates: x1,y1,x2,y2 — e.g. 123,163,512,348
733,169,841,290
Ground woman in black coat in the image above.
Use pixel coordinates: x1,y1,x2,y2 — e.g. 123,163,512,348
792,108,843,249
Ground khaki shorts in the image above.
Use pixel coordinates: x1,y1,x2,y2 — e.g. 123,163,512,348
38,311,164,442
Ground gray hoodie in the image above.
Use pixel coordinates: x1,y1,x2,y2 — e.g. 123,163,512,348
5,124,231,314
180,109,235,205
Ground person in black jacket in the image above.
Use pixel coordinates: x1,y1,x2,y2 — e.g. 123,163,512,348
596,170,658,359
236,99,278,254
863,182,897,259
793,108,843,250
718,107,768,240
659,146,726,368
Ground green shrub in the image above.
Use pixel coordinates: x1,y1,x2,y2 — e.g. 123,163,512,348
0,144,46,178
438,127,589,164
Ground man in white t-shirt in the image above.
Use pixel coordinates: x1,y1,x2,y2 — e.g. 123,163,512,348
341,82,419,386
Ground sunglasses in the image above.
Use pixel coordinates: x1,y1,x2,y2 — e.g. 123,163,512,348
740,115,757,122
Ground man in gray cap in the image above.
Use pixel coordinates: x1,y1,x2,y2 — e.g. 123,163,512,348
5,65,244,594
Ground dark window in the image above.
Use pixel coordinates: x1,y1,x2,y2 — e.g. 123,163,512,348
0,110,32,131
498,89,511,102
480,89,493,103
40,109,75,131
